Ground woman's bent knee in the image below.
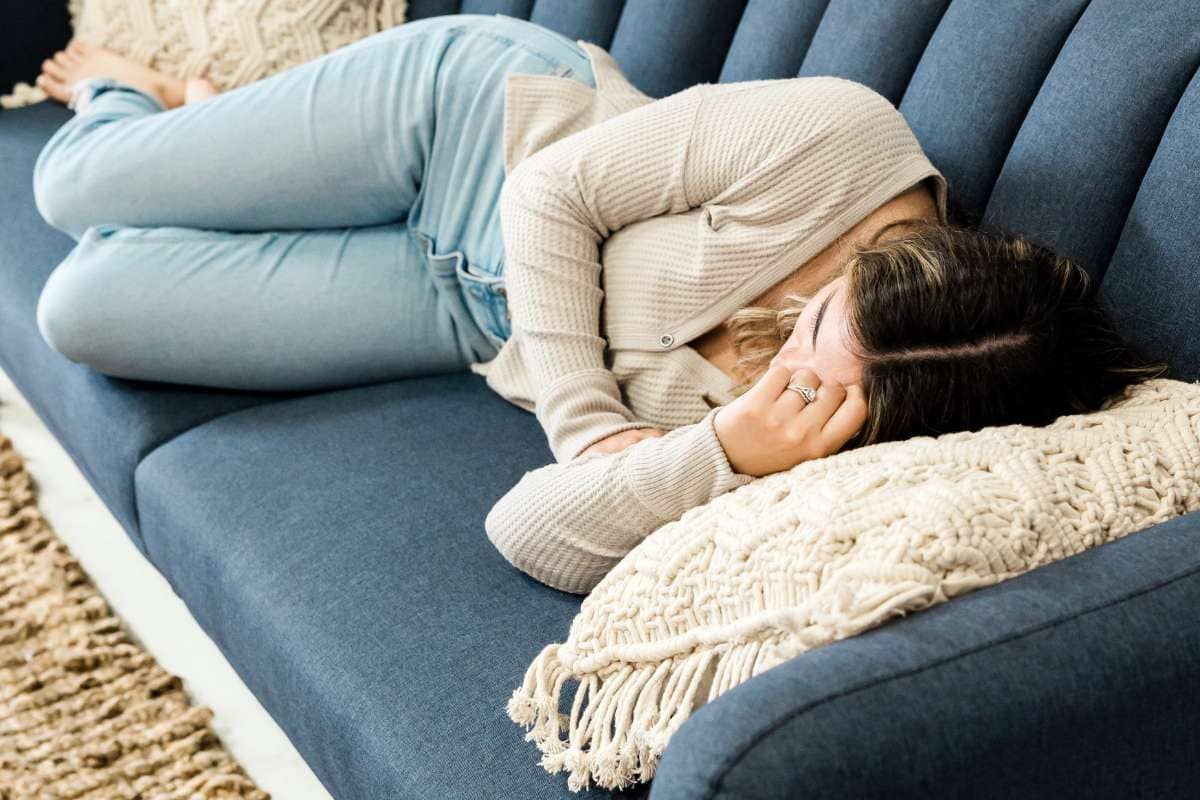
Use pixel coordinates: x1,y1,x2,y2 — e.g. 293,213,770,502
33,144,90,240
37,265,88,364
32,122,116,240
36,230,118,364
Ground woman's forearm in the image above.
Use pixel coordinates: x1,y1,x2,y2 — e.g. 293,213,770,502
497,84,708,463
485,405,755,594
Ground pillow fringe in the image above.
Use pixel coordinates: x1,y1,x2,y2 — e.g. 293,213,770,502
509,638,794,791
508,569,999,791
0,82,47,110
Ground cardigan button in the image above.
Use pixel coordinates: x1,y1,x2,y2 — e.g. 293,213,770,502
659,334,674,347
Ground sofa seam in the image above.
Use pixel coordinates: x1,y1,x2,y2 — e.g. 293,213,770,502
702,556,1200,799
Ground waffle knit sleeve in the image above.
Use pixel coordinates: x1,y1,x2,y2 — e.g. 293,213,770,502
499,83,708,464
500,77,922,464
485,405,756,595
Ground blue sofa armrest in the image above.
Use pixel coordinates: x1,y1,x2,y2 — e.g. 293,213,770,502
1,8,72,94
651,508,1200,799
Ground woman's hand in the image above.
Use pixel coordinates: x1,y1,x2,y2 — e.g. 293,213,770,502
578,427,666,459
713,363,866,477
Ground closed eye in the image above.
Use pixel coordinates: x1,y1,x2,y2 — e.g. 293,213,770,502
810,290,834,349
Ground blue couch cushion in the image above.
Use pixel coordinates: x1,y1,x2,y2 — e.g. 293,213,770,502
0,103,302,541
1099,67,1200,382
133,374,649,799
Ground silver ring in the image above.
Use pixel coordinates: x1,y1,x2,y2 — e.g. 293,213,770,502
785,383,818,403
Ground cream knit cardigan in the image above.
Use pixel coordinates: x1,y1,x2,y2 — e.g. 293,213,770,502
506,378,1200,792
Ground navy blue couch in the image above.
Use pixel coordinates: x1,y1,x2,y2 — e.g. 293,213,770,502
3,1,1199,798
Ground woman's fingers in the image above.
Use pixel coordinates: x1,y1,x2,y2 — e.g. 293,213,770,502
820,383,868,449
750,362,802,402
781,375,842,447
802,378,846,423
774,367,822,414
726,363,865,472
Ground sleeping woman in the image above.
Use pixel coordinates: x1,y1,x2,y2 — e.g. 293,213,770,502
31,13,1165,594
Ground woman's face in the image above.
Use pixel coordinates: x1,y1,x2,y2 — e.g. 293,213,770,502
769,275,863,389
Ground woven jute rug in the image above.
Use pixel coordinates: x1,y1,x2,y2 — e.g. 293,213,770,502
0,432,269,798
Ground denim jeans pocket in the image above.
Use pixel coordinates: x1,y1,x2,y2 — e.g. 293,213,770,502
455,259,512,346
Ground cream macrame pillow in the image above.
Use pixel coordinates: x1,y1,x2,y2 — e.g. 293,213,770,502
1,0,408,109
508,377,1200,792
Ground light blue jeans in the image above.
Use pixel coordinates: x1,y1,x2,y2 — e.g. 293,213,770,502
31,13,596,391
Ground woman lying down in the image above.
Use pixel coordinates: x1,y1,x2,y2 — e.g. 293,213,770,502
485,210,1165,594
29,15,1163,595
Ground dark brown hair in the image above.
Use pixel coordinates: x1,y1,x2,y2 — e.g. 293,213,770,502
725,220,1169,450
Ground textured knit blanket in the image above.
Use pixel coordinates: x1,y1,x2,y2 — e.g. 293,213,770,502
506,377,1200,792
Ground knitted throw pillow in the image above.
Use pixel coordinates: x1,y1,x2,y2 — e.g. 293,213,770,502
507,377,1200,792
1,0,408,109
